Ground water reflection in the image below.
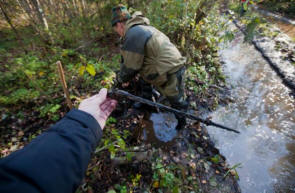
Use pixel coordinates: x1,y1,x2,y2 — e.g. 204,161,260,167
142,112,178,147
207,32,295,192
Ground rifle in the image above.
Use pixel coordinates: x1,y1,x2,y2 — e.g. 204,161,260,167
108,89,240,134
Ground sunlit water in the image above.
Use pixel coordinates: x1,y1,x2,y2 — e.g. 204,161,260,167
207,32,295,193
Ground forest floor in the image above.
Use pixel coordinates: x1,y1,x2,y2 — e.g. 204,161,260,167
75,79,241,193
0,28,241,193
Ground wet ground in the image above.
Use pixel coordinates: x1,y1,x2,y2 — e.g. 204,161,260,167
252,6,295,39
207,29,295,192
272,20,295,39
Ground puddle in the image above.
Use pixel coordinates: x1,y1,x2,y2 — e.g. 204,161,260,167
142,112,178,147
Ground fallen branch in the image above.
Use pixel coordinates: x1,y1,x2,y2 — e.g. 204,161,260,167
112,150,152,165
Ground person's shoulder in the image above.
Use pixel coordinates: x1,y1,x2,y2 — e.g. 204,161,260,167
126,25,151,38
122,25,153,53
124,25,153,44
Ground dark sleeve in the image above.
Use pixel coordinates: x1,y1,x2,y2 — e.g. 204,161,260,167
0,109,102,193
119,62,138,83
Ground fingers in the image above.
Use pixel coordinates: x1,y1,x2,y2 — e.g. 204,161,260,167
95,88,108,104
100,99,117,112
97,99,117,128
85,88,108,105
104,101,117,117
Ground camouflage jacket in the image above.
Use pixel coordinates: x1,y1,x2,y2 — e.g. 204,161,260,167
119,12,186,87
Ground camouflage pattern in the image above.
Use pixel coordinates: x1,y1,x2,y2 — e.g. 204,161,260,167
118,11,186,100
111,4,131,26
163,67,187,107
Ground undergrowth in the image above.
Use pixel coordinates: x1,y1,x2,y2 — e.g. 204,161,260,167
0,0,236,192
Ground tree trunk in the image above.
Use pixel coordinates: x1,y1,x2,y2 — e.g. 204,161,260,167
0,1,20,38
17,0,44,36
30,0,49,31
63,0,73,21
72,0,79,17
81,0,87,17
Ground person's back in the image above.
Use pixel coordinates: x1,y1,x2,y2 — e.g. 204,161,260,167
123,12,186,87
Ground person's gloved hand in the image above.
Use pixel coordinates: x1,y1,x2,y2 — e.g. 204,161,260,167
79,88,117,129
114,72,129,88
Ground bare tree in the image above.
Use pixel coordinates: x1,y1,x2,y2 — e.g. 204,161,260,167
72,0,79,17
30,0,49,31
0,0,20,38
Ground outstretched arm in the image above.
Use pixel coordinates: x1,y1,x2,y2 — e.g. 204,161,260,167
0,88,117,193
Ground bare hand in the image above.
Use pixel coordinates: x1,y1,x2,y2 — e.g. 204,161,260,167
79,88,117,129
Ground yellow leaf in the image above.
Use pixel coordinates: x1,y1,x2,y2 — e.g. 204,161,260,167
86,64,96,76
78,66,86,76
39,71,44,76
153,181,159,188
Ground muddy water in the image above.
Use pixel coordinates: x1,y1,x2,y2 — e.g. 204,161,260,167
207,32,295,192
142,112,178,146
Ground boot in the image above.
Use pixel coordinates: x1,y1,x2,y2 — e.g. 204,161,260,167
133,78,154,109
175,114,186,130
169,98,189,130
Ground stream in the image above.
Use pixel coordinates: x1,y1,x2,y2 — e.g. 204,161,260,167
207,30,295,193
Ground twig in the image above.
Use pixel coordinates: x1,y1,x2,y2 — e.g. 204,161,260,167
56,61,73,109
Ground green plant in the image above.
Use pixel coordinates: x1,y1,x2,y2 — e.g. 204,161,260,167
224,163,242,180
152,158,181,192
38,104,61,121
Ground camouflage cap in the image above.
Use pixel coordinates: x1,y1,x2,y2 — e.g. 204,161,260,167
111,4,131,26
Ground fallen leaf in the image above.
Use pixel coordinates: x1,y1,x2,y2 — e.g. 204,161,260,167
18,131,24,137
86,64,96,76
153,181,159,188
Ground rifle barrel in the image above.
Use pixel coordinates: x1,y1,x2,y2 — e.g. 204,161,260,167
110,89,240,134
